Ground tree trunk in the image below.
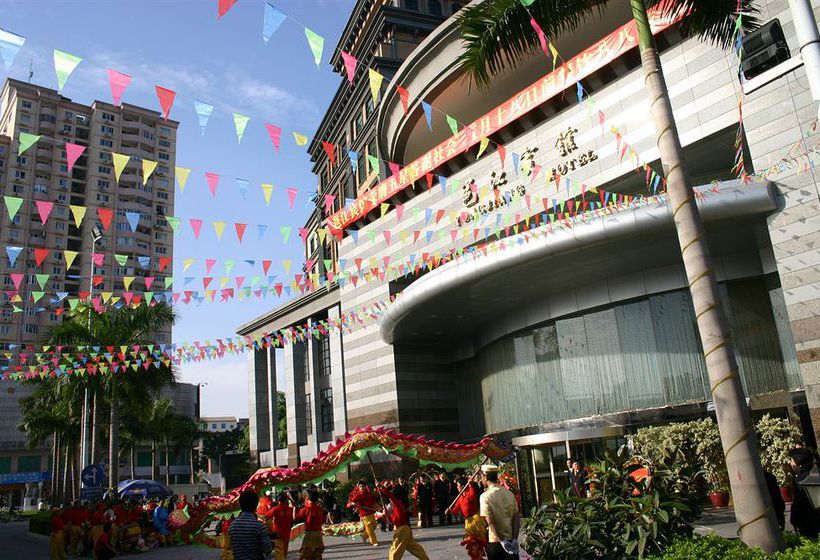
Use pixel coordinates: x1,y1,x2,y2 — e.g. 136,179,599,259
164,441,171,486
69,450,76,502
50,431,58,501
190,446,195,485
152,441,159,481
61,443,69,504
108,383,119,491
628,0,783,552
130,447,136,480
90,390,97,464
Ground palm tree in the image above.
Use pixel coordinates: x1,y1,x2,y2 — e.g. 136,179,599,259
47,302,176,489
456,0,782,552
144,398,175,485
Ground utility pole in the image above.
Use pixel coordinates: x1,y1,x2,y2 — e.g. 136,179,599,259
788,0,820,120
79,226,102,474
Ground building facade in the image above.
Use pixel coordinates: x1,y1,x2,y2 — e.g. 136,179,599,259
0,78,177,499
243,0,820,502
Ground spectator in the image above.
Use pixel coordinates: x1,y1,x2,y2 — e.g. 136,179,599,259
569,460,587,498
416,480,434,528
94,523,117,560
480,465,519,560
434,473,452,526
790,448,820,538
228,491,272,560
763,471,785,530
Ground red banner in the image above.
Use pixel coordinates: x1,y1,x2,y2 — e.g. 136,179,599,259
325,7,685,236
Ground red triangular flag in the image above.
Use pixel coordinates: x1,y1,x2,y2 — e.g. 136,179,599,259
497,144,506,169
97,207,114,231
234,223,247,242
154,85,176,120
396,85,409,115
217,0,237,18
34,248,49,267
159,257,171,272
262,260,272,275
321,141,336,165
65,143,86,173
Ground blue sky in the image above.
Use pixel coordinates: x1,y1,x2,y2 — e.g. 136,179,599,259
0,0,356,415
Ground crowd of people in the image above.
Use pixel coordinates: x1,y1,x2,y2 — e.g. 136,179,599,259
48,494,195,559
218,464,520,560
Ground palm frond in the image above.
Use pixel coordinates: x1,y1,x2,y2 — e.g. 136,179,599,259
457,0,759,88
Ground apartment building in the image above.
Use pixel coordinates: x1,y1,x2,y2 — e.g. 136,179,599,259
0,78,177,501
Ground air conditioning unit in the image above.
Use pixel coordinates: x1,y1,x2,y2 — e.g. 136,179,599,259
740,19,790,80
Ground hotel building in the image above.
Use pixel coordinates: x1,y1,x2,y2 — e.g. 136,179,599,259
241,0,820,506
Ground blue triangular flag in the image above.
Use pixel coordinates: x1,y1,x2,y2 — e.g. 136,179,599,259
244,259,256,268
422,101,433,130
439,176,446,196
193,100,214,135
184,276,195,286
6,246,22,267
137,256,150,268
345,197,355,207
257,224,268,239
263,1,286,43
511,152,520,176
125,211,140,232
576,82,584,104
0,29,25,72
349,229,359,244
348,150,358,174
426,230,434,243
236,178,249,199
425,208,433,224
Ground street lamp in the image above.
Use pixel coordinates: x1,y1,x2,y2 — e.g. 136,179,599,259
797,469,820,510
79,224,104,472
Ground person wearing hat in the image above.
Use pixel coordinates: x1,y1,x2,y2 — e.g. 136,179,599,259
347,479,379,546
479,465,519,560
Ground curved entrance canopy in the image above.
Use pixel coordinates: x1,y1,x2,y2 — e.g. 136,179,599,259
379,181,778,352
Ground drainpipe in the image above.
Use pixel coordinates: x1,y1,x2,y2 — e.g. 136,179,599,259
788,0,820,120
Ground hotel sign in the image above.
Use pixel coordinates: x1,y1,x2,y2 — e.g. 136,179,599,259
325,7,686,236
547,127,598,183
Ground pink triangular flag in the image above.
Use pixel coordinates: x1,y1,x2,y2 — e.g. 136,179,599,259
388,162,401,178
145,277,154,290
341,51,357,83
11,273,23,290
205,172,219,197
395,203,404,222
35,200,54,224
234,223,247,242
106,68,131,106
155,85,176,120
189,218,203,238
205,258,216,274
92,253,105,266
235,276,245,289
65,143,86,173
530,18,549,57
286,187,298,209
265,124,281,152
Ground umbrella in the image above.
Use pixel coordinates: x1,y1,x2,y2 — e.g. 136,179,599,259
117,479,172,499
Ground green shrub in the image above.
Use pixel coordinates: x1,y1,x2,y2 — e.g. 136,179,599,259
522,447,700,559
28,510,52,536
646,534,820,560
755,414,803,487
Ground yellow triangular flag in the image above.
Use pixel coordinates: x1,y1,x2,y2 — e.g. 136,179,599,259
219,277,229,288
368,68,384,105
63,250,78,269
293,132,308,146
317,228,326,244
101,292,113,303
283,260,292,274
69,205,86,227
548,42,559,69
123,277,134,290
142,159,158,185
183,258,194,272
477,137,490,158
261,184,273,205
175,166,191,192
112,152,130,182
213,221,226,240
109,296,121,305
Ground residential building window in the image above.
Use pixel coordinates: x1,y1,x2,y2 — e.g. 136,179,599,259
320,388,333,432
221,423,226,429
304,393,313,434
0,326,10,335
59,164,68,173
99,139,113,148
158,152,170,161
63,124,73,134
55,222,65,231
23,324,39,334
102,113,115,122
101,125,114,135
14,170,26,180
154,246,167,255
16,156,27,165
159,126,171,136
98,165,111,174
19,113,31,123
12,184,25,194
20,100,32,109
58,179,68,188
97,180,111,189
33,184,47,194
154,232,168,241
157,191,169,200
159,139,171,148
97,194,109,203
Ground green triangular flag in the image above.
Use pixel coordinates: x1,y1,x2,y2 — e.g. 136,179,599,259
225,260,235,275
367,155,380,175
233,113,250,143
31,291,45,303
304,27,324,67
166,216,181,233
35,274,49,289
18,132,40,155
165,277,174,289
520,0,537,5
145,292,154,305
68,298,80,310
12,305,22,313
115,254,128,266
4,196,23,220
446,114,459,135
53,49,82,91
324,259,333,272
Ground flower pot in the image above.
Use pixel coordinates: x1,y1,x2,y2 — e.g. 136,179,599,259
779,486,793,503
708,491,730,507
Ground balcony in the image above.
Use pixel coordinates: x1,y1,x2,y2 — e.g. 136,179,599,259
35,162,51,173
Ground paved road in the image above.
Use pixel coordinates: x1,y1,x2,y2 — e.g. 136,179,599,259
0,520,467,559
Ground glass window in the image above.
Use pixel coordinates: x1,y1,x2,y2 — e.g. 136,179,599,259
429,0,442,15
0,457,11,474
304,393,313,434
136,451,152,467
317,336,331,377
99,139,113,148
320,388,333,432
405,0,418,9
18,455,41,472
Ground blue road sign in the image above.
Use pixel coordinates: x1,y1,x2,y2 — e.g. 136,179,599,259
81,464,106,488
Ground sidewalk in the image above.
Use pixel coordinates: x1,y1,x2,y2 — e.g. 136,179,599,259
694,505,793,539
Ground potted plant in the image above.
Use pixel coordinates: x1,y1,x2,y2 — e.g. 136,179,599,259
755,414,803,502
